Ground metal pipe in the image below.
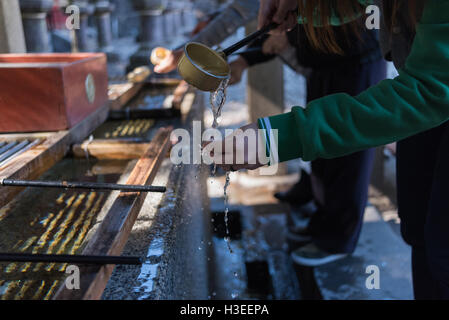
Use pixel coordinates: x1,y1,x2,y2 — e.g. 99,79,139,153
0,141,18,156
108,108,180,120
222,22,278,57
0,139,41,167
230,47,263,56
0,140,29,164
0,253,142,265
0,179,166,193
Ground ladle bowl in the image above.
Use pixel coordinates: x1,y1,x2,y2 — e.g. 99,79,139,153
177,22,278,92
178,42,230,92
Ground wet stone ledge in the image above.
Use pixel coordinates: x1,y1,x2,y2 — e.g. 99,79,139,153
103,92,213,300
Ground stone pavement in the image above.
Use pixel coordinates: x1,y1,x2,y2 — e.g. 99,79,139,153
208,172,413,300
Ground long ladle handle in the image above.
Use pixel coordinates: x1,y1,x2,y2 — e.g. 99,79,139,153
222,22,279,57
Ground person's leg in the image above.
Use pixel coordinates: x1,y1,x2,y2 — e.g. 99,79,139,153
275,68,318,207
396,122,448,299
411,247,440,299
274,169,313,206
425,122,449,299
304,60,384,253
308,149,375,253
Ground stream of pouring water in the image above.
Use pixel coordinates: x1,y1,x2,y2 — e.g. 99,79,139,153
210,79,233,254
210,79,230,176
84,135,94,176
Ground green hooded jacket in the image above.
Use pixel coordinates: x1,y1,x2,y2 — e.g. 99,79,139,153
258,0,449,163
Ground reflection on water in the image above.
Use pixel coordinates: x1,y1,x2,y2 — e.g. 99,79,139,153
128,91,167,110
101,119,156,139
93,88,173,141
0,158,129,300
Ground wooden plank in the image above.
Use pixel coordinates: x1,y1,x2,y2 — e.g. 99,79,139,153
53,126,173,300
146,78,182,87
72,139,152,160
108,82,143,111
0,103,110,208
0,132,54,142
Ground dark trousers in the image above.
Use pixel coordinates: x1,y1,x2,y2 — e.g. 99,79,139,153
305,59,387,253
397,121,449,299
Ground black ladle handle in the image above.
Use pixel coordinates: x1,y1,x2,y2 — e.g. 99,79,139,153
222,22,279,57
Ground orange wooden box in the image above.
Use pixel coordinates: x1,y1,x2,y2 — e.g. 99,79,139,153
0,53,108,133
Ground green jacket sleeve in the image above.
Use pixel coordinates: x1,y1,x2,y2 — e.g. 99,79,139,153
258,0,449,162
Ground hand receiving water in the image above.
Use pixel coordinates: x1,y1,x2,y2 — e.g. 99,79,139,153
204,123,266,172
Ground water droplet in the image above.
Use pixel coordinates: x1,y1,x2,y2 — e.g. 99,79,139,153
234,272,238,277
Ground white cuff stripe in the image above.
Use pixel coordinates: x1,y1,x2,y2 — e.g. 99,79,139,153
259,119,271,159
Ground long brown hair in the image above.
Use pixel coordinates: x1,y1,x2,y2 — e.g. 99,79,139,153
298,0,419,54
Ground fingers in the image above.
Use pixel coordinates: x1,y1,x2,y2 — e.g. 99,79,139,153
258,0,297,34
202,124,262,171
285,11,297,32
154,56,176,73
154,50,183,74
258,0,276,30
202,138,231,166
273,0,293,25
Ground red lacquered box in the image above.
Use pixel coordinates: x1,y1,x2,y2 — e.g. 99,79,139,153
0,53,108,133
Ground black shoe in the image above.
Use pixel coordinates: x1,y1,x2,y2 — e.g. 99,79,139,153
291,243,348,267
274,170,313,206
287,227,312,243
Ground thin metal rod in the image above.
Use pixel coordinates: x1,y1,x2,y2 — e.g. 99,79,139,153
0,179,166,193
222,22,278,57
230,47,263,56
0,253,142,265
0,140,29,163
0,141,18,156
0,139,41,167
